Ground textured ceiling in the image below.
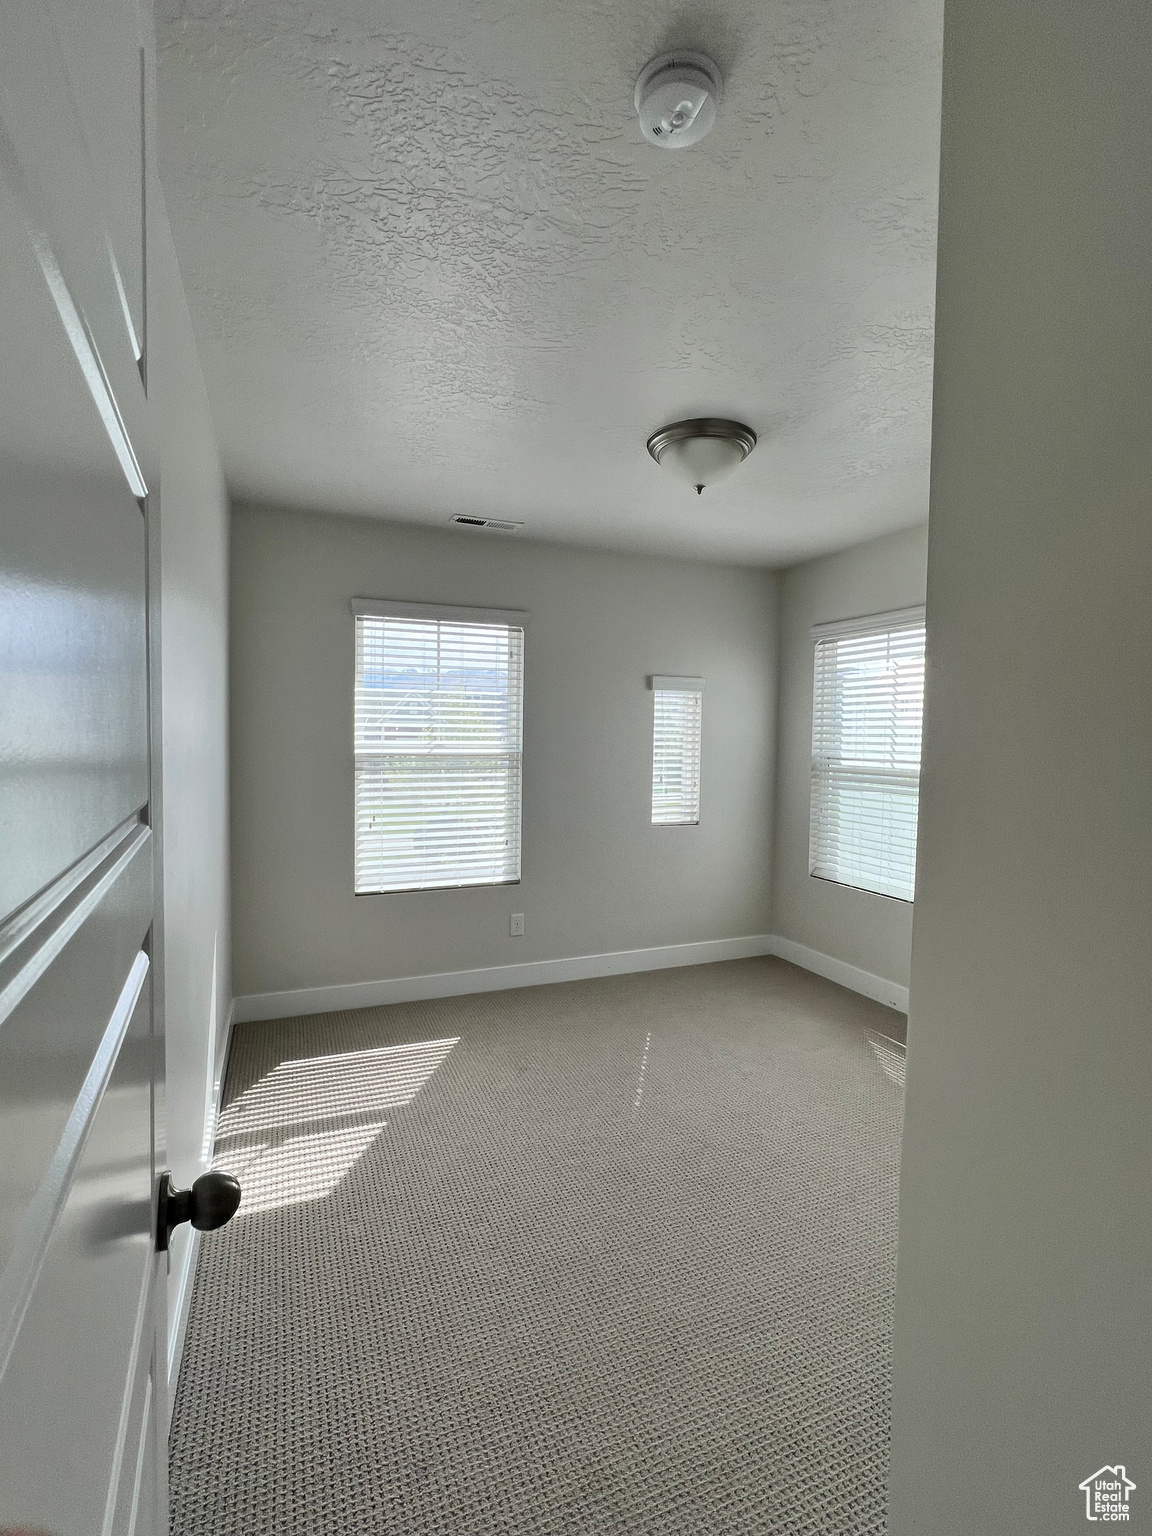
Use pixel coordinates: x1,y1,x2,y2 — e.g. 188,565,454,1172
157,0,942,565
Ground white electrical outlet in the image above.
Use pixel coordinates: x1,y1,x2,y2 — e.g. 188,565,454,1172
510,913,525,937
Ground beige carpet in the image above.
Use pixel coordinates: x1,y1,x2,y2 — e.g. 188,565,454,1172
170,957,906,1535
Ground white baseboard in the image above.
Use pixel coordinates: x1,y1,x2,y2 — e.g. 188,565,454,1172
232,935,776,1023
232,934,909,1023
167,997,235,1391
769,935,909,1014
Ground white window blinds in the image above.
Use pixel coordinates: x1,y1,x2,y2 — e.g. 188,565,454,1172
650,677,704,826
353,602,524,893
809,608,925,901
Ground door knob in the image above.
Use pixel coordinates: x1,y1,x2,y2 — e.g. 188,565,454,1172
156,1170,241,1252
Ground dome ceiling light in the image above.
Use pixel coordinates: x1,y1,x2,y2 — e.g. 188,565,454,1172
646,418,757,494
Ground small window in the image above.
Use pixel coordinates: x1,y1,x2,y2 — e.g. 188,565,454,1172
650,676,704,826
353,599,525,893
809,609,925,901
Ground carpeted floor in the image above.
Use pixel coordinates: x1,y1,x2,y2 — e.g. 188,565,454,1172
170,957,906,1536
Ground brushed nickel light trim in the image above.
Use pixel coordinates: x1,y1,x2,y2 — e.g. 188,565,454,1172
646,418,757,459
646,418,757,494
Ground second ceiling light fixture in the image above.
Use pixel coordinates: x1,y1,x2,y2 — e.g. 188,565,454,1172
646,418,758,495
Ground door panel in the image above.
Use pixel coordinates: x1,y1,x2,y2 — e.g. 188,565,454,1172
48,0,146,365
0,0,149,459
0,973,153,1535
0,0,168,1528
124,1371,160,1536
0,140,149,920
0,456,148,918
0,829,151,1309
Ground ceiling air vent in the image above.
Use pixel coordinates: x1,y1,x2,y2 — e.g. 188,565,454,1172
450,516,523,533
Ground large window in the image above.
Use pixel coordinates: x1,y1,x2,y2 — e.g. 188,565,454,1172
650,676,704,826
809,608,925,901
353,599,524,893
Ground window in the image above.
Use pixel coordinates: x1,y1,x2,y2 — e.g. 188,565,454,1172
650,675,704,826
352,599,524,893
809,608,925,901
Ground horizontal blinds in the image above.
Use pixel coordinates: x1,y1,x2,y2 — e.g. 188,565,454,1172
354,614,523,892
652,689,702,826
809,613,925,901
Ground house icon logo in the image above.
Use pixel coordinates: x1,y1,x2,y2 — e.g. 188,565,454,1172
1079,1465,1136,1521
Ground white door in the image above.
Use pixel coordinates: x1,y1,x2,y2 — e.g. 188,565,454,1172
0,2,225,1530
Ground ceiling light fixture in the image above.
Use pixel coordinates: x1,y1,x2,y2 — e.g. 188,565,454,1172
646,418,757,494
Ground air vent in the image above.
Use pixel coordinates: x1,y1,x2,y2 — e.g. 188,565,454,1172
450,515,523,533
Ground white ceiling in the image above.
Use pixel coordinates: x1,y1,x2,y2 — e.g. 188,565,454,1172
157,0,942,566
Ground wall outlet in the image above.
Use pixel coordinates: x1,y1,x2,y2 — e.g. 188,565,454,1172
510,912,525,937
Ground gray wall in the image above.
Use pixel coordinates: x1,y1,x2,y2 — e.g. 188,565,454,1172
230,507,778,999
150,202,231,1333
889,0,1151,1529
771,524,928,988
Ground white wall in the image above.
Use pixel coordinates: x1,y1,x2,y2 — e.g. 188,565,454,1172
771,523,928,990
890,0,1151,1529
149,198,231,1352
230,507,778,1001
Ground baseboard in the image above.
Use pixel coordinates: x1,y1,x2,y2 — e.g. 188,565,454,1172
768,936,909,1014
232,935,777,1023
167,996,235,1391
232,935,908,1028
